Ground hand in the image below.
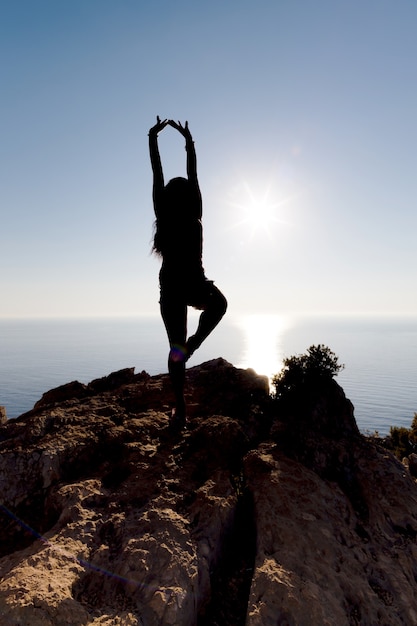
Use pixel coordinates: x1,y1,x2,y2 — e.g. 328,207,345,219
149,116,168,137
168,119,193,141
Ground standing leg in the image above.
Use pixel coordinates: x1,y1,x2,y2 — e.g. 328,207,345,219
186,283,227,359
160,297,187,426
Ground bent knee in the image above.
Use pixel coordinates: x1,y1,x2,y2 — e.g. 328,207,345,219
212,289,227,317
219,293,227,316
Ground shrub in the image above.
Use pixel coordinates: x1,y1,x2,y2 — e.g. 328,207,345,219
410,413,417,440
272,344,344,400
388,414,417,459
389,426,413,460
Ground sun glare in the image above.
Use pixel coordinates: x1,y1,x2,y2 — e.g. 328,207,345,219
228,179,291,240
237,314,291,386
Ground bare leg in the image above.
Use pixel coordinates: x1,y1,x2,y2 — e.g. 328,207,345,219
160,299,187,426
187,284,227,359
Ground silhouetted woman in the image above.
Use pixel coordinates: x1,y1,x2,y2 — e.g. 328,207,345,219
149,116,227,429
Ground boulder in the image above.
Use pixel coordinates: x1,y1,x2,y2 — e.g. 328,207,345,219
0,359,416,625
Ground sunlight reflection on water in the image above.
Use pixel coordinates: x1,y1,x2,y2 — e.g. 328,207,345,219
236,314,292,386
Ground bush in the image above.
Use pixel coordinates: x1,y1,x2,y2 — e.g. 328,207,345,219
388,413,417,459
410,413,417,440
389,426,413,460
272,344,344,400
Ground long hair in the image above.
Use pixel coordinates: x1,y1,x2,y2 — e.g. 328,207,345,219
152,177,197,256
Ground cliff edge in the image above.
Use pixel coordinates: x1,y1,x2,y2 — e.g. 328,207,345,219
0,358,417,626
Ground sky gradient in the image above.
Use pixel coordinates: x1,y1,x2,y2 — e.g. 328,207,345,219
2,0,417,318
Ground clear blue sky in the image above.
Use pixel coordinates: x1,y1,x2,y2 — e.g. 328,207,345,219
2,0,417,318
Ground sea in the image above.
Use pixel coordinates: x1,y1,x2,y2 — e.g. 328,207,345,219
0,313,416,436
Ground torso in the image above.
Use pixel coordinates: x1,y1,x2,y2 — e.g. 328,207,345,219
160,215,203,270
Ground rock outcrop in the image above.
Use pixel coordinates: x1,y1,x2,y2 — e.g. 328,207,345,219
0,358,417,625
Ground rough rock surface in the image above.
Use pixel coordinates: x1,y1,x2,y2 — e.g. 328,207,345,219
0,358,417,625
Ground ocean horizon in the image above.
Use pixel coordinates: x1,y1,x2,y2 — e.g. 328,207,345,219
1,313,416,436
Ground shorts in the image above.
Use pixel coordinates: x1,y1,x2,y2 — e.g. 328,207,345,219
159,275,217,311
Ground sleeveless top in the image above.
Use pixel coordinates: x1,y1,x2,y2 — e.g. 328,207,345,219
156,183,205,287
159,217,205,286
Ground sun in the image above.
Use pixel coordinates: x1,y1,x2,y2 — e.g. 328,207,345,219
228,179,290,240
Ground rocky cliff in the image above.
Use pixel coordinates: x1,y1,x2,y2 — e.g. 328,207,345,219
1,358,417,626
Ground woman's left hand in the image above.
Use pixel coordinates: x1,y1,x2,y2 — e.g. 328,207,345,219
169,119,193,141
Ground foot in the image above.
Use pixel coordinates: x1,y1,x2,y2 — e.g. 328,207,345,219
169,407,187,434
185,335,199,362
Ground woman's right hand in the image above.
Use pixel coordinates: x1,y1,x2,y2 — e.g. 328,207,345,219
149,116,168,137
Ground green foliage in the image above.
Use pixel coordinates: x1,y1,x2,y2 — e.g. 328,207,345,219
411,412,417,439
271,344,344,400
389,426,412,460
388,413,417,459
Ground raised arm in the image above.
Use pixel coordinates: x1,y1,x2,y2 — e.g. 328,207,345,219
168,120,199,185
148,116,168,211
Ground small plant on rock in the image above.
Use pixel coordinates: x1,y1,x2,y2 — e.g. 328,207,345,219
272,344,344,400
389,426,413,460
387,413,417,460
